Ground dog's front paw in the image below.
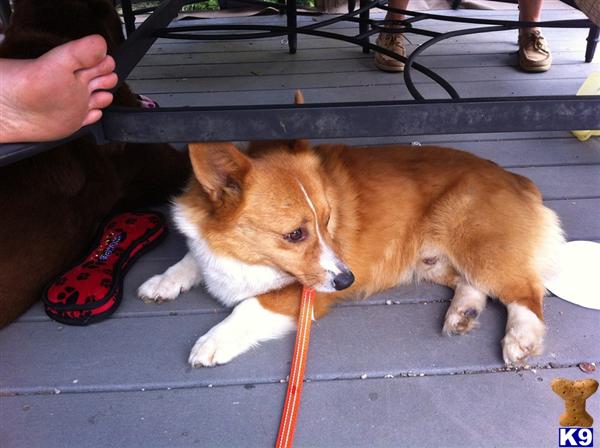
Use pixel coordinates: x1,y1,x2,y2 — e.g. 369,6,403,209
187,298,295,368
138,253,202,304
502,303,545,365
188,326,247,368
137,274,185,304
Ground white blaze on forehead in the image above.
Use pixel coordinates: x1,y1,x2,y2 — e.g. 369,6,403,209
297,181,342,275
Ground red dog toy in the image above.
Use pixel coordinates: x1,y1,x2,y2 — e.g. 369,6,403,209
43,211,166,325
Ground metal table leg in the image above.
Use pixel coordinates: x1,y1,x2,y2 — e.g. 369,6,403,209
287,0,297,54
121,0,136,36
359,0,370,53
585,24,599,62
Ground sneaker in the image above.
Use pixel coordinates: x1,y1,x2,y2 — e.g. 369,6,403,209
518,29,552,72
374,31,406,72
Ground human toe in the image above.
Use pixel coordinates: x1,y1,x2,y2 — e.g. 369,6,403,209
88,71,118,93
89,91,114,110
81,109,103,127
53,35,109,72
78,55,116,85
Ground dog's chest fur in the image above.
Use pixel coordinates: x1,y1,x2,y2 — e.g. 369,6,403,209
172,204,294,306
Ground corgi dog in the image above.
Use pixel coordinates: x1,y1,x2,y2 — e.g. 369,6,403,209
139,97,564,368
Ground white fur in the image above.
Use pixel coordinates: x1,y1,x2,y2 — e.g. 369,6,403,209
534,206,566,283
298,181,344,291
172,203,294,307
137,252,202,302
443,281,487,335
188,298,295,367
502,302,546,365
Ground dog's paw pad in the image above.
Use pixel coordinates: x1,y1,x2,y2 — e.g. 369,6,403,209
137,274,184,303
443,307,480,335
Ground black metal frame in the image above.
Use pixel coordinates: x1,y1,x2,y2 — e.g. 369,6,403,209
1,0,599,166
0,0,11,26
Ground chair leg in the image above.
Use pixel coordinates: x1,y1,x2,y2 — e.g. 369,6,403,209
585,24,599,63
451,0,461,9
348,0,356,13
359,0,370,53
287,0,297,54
121,0,136,37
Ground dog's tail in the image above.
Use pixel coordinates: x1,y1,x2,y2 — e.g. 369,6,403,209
246,90,309,156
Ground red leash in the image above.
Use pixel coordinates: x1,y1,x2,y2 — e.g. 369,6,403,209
275,287,316,448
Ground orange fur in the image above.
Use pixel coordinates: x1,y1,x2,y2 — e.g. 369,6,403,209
181,141,563,324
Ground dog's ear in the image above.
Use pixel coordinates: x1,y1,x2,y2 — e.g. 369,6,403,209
188,142,252,207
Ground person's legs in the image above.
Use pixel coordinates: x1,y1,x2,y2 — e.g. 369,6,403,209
517,0,552,72
374,0,409,72
0,34,117,143
387,0,408,21
519,0,543,25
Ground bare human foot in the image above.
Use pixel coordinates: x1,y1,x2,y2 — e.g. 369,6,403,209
0,34,118,143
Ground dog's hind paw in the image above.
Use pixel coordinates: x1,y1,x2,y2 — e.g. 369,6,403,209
502,331,543,365
502,326,544,365
443,307,480,335
442,282,487,336
502,303,545,365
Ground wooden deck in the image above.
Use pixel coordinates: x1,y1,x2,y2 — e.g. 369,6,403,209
2,6,600,447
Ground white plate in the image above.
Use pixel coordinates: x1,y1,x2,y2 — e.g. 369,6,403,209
545,241,600,310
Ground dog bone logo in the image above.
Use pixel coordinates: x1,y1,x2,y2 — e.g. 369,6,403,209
552,377,598,427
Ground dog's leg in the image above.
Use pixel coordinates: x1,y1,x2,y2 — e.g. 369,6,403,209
188,297,295,367
465,268,546,365
188,284,337,367
501,295,546,366
138,252,202,303
416,246,488,335
443,280,488,335
451,247,546,364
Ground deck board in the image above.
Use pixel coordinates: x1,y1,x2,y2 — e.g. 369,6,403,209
141,78,590,106
2,6,600,448
2,296,599,394
2,368,598,448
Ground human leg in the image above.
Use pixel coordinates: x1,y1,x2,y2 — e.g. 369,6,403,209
518,0,552,72
374,0,409,72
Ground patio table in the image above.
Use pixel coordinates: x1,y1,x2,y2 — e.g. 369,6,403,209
0,0,599,166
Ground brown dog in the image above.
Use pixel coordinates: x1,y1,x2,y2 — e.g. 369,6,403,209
138,134,564,367
0,0,190,327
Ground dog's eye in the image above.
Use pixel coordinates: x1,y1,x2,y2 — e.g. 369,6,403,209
284,227,306,243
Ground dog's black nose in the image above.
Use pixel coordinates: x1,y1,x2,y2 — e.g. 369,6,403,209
333,270,354,290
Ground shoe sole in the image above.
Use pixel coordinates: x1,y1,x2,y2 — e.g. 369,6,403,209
519,63,552,72
374,59,405,72
519,53,552,72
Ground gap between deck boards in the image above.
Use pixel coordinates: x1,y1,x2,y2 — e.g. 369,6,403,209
2,361,595,398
